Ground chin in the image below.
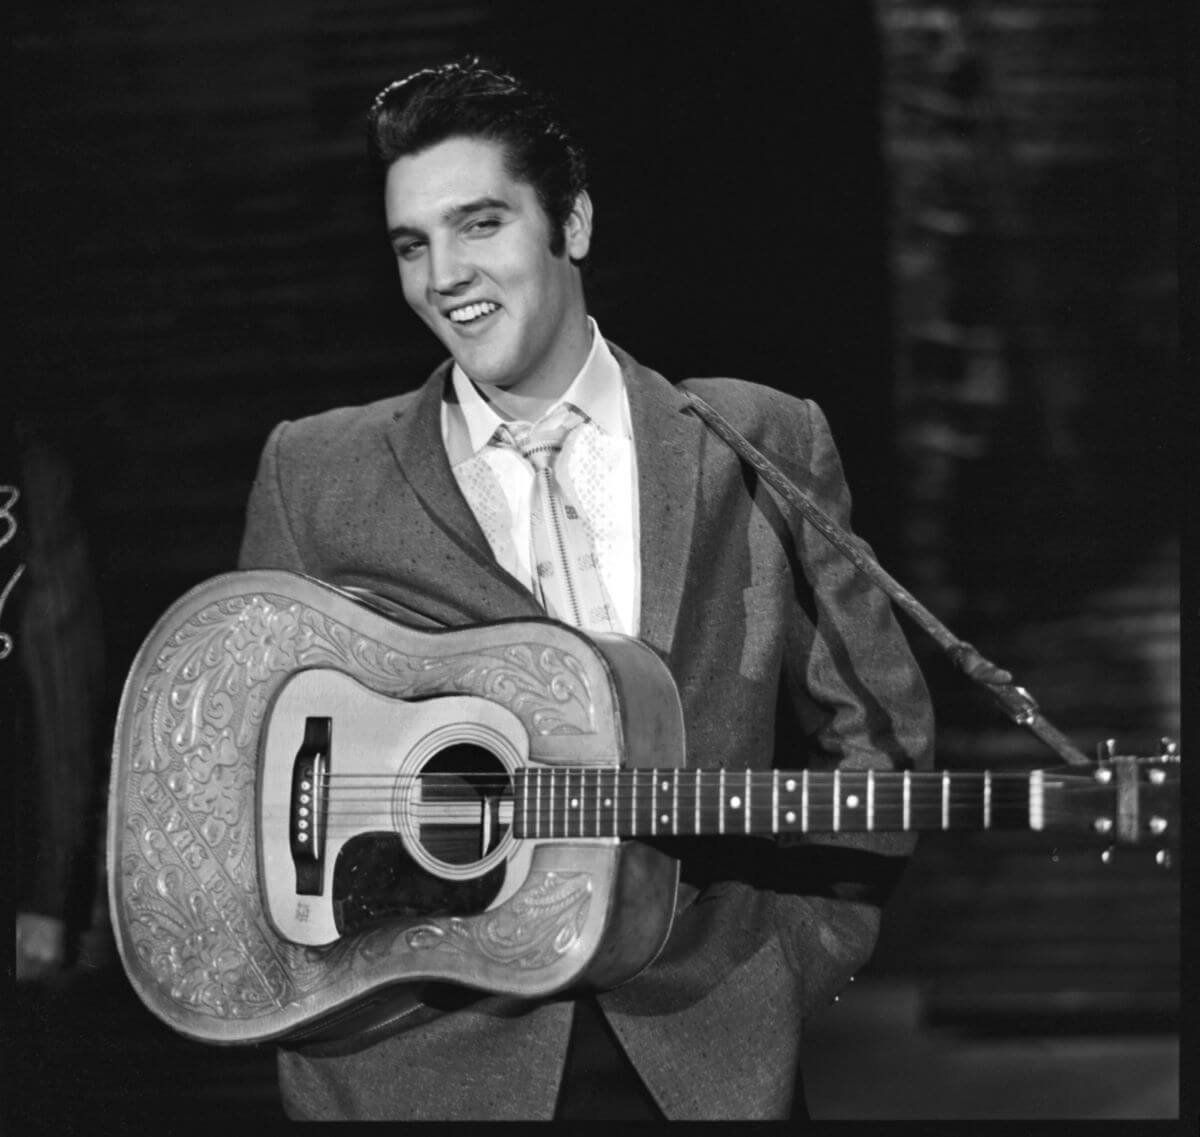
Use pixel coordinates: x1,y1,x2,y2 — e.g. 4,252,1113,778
457,350,518,390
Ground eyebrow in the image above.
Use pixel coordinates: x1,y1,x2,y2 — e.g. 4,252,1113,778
388,196,512,242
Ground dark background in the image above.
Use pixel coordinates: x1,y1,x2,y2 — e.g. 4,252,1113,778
11,1,900,665
9,0,1184,1124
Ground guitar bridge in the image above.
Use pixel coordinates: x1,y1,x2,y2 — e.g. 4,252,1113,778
290,717,331,895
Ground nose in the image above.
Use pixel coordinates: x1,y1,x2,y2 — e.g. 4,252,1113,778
428,239,474,297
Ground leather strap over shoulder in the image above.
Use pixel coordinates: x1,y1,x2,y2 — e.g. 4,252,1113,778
683,392,1091,766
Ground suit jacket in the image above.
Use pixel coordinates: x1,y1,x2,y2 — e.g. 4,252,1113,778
237,342,934,1120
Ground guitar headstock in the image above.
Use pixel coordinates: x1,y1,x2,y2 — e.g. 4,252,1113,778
1092,737,1180,865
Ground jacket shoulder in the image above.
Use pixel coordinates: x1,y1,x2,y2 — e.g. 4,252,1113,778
678,376,823,455
273,389,421,461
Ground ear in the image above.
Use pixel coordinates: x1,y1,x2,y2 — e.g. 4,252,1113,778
563,191,593,260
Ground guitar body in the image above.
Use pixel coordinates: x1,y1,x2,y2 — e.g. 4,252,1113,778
108,570,684,1045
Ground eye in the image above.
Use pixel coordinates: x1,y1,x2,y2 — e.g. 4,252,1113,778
394,240,425,262
466,216,501,236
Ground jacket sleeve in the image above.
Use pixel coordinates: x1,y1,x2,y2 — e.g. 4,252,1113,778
237,421,307,572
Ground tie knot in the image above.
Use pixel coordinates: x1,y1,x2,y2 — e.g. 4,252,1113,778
496,406,584,471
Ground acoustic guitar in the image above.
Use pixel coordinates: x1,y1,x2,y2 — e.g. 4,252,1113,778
107,570,1178,1045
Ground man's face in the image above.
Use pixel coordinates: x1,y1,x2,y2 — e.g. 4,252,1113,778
384,135,592,401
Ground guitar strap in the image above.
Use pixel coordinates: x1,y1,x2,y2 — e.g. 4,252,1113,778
684,393,1092,767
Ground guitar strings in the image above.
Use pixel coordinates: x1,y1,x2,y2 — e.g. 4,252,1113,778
313,772,1083,833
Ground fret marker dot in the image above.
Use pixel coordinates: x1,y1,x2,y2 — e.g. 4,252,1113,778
660,813,669,825
570,798,579,809
730,796,741,809
604,798,612,808
785,779,796,792
660,780,670,792
846,794,860,809
786,810,796,823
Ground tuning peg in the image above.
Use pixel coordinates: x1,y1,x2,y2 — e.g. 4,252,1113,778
1161,738,1179,761
1100,846,1115,865
1155,849,1172,870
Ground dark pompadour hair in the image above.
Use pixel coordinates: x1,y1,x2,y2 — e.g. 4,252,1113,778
366,58,588,257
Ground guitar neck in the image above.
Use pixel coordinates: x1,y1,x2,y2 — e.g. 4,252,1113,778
510,767,1105,841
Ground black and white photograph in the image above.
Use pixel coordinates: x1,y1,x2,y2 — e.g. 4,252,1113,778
7,0,1185,1126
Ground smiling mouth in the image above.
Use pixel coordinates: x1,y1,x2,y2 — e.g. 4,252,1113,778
447,301,500,325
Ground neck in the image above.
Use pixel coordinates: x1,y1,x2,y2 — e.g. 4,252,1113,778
481,310,593,423
505,766,1117,842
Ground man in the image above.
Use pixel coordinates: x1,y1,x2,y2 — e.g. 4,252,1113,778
238,58,933,1120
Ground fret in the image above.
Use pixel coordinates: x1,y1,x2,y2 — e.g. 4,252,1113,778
952,771,985,831
614,768,622,837
568,768,576,838
993,770,1033,832
941,770,950,831
650,768,658,836
983,770,992,830
532,766,539,838
528,766,535,839
694,769,701,835
903,770,911,830
744,769,751,834
843,773,865,831
521,767,530,838
772,770,779,835
555,769,560,836
719,768,726,834
781,774,798,830
1030,768,1044,831
866,769,875,830
657,772,671,833
801,769,809,833
630,770,638,836
564,767,573,839
832,769,841,832
569,768,579,837
555,767,562,838
604,767,617,838
563,768,571,838
556,768,564,838
541,768,548,838
558,767,566,838
672,770,679,834
563,767,571,839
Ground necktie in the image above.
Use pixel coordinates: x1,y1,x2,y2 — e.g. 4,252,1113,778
496,408,618,632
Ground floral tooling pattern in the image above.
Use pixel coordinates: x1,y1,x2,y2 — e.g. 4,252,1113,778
114,586,600,1029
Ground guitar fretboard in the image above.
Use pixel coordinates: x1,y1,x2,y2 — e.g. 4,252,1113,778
510,767,1060,839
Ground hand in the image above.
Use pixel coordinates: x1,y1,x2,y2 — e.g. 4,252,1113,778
16,912,66,981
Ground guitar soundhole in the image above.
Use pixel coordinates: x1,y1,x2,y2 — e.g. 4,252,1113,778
416,744,513,866
330,746,515,934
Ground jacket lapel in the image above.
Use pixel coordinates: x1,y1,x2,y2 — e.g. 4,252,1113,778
383,362,541,622
614,344,706,662
381,345,706,651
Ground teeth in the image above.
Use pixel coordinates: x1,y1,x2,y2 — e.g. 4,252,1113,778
449,302,498,324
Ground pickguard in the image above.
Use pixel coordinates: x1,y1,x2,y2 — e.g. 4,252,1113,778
332,831,507,934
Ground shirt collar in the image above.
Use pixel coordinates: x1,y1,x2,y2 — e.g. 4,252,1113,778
448,318,629,458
